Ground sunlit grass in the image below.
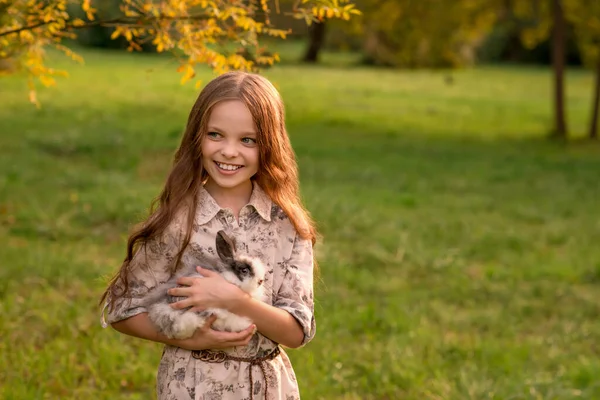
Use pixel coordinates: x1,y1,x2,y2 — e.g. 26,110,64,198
1,43,599,399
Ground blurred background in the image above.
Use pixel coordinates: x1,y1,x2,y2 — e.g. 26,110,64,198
1,0,600,399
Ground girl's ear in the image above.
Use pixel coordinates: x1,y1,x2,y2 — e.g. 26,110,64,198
216,230,236,263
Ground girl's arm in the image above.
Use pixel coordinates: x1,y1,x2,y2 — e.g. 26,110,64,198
169,267,307,349
111,312,256,350
230,289,305,348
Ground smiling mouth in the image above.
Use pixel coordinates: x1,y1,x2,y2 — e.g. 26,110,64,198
215,161,243,171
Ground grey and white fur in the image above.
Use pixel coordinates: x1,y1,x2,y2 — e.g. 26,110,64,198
141,230,266,340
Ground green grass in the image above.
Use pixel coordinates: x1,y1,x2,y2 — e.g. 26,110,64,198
1,43,600,400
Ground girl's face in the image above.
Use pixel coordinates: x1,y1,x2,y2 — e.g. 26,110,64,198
201,100,259,197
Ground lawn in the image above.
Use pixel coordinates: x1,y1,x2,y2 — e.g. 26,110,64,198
1,42,599,399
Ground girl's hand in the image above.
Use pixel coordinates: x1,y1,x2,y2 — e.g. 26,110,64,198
168,267,248,312
174,315,257,351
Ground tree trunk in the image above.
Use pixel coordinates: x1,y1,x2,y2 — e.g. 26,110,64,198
590,57,600,139
551,0,567,138
303,22,326,63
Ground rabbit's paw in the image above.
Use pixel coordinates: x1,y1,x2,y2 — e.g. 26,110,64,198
169,311,206,339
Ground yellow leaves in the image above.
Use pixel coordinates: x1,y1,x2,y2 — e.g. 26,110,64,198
226,54,244,70
54,44,84,64
308,0,361,22
2,0,361,106
120,2,140,18
39,75,56,87
28,89,39,108
110,26,136,44
18,30,34,43
71,18,86,27
153,34,166,52
82,0,96,21
219,6,247,21
236,16,260,31
341,4,361,20
255,55,277,66
42,12,54,23
110,28,122,40
179,64,196,84
47,22,61,35
27,78,40,108
264,28,289,39
28,90,40,108
127,41,142,52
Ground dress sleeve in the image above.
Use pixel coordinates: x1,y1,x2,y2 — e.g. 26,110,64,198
273,233,316,347
102,227,181,326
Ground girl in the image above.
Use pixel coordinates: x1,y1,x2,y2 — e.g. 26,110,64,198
100,71,317,400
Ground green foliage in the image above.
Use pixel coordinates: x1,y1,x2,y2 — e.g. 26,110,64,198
323,0,597,70
0,45,599,399
476,21,583,65
491,0,599,69
567,0,600,68
325,0,500,68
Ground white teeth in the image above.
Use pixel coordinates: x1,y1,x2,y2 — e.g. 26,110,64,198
216,162,242,171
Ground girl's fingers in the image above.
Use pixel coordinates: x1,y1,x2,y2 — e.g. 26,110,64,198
190,322,255,349
231,330,255,346
176,276,199,286
167,286,192,297
170,298,192,310
217,334,253,348
213,325,256,343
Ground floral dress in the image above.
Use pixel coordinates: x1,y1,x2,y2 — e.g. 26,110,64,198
102,183,316,400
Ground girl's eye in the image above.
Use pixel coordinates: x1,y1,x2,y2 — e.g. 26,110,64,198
207,131,221,138
241,137,257,145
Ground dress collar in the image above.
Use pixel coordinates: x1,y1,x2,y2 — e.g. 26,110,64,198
196,182,272,225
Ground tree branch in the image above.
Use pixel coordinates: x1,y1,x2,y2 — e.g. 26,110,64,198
0,20,52,37
0,13,213,38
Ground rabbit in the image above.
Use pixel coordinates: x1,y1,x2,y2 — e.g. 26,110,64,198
141,230,266,340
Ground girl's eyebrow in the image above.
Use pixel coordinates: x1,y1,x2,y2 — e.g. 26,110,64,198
208,126,257,136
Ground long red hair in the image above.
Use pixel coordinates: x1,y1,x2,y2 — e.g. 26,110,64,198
100,71,317,309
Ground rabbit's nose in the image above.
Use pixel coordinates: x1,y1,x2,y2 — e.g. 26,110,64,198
258,279,264,286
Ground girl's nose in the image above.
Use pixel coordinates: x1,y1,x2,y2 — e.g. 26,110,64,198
220,141,239,158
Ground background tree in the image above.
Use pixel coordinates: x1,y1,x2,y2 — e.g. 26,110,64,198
312,0,598,141
552,0,568,138
0,0,360,106
318,0,500,69
303,20,326,63
566,0,600,139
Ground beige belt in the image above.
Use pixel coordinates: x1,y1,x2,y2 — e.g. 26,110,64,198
191,346,281,400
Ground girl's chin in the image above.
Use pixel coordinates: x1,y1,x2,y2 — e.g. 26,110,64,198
204,175,253,191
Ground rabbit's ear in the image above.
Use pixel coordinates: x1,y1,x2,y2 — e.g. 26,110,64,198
216,230,236,263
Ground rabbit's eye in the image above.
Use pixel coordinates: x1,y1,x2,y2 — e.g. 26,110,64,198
240,267,249,274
